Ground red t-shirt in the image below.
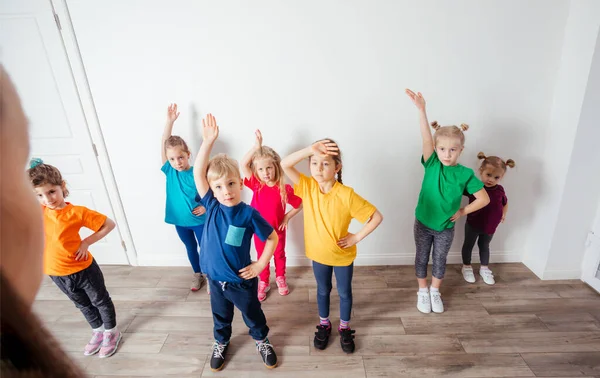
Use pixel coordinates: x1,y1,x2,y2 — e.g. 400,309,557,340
244,175,302,230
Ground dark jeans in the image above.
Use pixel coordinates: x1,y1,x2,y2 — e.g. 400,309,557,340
50,259,117,329
175,224,204,273
461,222,494,266
312,261,354,322
208,277,269,344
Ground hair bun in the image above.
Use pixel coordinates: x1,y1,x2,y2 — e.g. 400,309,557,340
477,152,487,160
430,121,440,130
29,158,44,169
460,123,469,131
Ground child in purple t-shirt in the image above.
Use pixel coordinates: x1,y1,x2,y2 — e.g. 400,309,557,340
461,152,515,285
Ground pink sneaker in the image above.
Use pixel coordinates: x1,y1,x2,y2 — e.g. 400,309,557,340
276,276,289,296
83,331,104,356
258,281,270,302
99,330,122,358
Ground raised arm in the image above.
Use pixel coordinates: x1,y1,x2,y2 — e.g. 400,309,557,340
281,140,339,184
193,113,219,198
240,129,263,180
405,89,434,161
161,103,180,165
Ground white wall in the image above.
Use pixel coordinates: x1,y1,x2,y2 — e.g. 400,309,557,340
546,26,600,278
65,0,570,267
522,0,600,279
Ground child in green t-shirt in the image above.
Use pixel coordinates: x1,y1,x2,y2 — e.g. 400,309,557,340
405,89,490,314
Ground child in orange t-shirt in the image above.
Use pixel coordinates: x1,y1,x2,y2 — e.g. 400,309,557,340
27,158,121,359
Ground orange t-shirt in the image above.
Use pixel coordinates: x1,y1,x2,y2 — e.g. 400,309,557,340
43,203,107,276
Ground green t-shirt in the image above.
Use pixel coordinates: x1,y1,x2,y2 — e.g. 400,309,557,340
415,152,483,231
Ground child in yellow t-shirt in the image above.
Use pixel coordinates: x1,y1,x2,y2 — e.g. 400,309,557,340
27,159,121,359
281,139,383,354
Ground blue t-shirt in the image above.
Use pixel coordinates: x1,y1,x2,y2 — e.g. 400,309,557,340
199,189,274,283
162,161,206,227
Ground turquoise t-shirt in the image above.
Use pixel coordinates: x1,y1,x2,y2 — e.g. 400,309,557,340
162,161,206,227
415,152,483,231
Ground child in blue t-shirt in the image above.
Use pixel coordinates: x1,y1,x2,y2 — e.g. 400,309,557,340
161,103,207,293
193,113,279,372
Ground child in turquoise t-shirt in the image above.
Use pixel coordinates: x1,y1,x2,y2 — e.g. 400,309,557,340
406,89,490,314
161,103,207,293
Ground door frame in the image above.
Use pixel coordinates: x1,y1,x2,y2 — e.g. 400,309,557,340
49,0,138,265
581,199,600,293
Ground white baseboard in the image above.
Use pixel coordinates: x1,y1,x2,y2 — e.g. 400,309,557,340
136,250,522,267
541,269,583,280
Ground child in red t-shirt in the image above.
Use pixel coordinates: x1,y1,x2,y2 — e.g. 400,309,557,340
240,130,303,301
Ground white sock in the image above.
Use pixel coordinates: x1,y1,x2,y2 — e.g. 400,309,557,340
104,326,118,333
418,287,429,293
430,287,439,293
93,325,105,332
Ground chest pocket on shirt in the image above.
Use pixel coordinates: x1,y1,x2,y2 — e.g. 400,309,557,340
225,225,246,247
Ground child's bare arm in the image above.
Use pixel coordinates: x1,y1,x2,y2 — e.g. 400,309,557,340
238,230,278,279
240,130,262,180
161,103,180,165
337,210,383,248
405,89,434,161
450,188,490,222
75,218,116,261
193,114,219,198
282,140,339,184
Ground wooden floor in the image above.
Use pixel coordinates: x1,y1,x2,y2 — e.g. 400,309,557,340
34,263,600,377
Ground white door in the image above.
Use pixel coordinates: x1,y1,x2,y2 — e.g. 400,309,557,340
0,0,129,264
582,199,600,293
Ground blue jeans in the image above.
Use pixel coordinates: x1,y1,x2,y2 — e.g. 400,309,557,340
175,224,204,273
208,278,269,344
312,261,354,322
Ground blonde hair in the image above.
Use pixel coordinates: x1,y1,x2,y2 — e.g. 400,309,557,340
27,159,69,197
477,152,516,171
431,121,469,146
206,153,241,184
164,136,190,155
251,146,287,206
309,138,343,184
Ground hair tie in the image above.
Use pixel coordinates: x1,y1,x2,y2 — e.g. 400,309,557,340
29,158,44,169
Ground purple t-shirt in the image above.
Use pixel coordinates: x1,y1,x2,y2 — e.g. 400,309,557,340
465,185,507,235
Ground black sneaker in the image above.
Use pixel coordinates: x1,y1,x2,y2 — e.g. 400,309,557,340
256,339,277,369
210,341,229,372
339,328,356,353
313,324,331,350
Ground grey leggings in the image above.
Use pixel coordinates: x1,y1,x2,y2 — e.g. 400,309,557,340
414,219,454,279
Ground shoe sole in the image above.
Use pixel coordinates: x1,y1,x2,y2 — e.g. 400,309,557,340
432,308,444,313
277,288,289,295
83,345,101,356
210,364,225,372
98,333,122,359
417,306,431,314
264,362,278,369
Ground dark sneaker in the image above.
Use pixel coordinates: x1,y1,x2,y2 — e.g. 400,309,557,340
256,339,277,369
210,341,229,372
313,324,331,350
339,328,356,353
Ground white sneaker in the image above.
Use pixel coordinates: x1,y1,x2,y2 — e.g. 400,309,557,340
479,269,495,285
462,266,476,283
417,291,431,314
430,290,444,313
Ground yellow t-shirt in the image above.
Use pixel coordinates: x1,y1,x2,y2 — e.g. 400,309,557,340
43,203,107,276
294,174,376,266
